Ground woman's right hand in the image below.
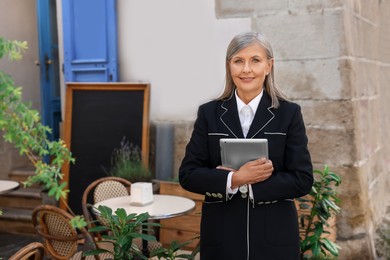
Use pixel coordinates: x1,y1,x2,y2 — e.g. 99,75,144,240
231,158,273,188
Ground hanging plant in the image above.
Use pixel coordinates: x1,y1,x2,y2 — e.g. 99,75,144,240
0,37,75,207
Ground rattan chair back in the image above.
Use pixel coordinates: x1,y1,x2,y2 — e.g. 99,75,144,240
94,178,130,203
32,204,100,260
9,242,45,260
82,176,131,238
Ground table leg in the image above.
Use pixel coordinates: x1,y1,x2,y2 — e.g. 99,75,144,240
142,220,149,257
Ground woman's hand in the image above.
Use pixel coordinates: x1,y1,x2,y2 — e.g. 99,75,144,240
230,158,273,188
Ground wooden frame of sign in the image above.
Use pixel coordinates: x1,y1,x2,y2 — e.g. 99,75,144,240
61,82,150,213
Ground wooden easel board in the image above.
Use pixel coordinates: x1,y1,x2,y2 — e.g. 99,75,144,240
61,82,150,214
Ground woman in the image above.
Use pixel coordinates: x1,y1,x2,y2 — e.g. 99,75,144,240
179,31,313,260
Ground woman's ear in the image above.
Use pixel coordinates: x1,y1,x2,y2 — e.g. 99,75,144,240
267,58,274,73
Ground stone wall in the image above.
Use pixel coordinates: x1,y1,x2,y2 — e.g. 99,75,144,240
170,0,390,259
341,0,390,258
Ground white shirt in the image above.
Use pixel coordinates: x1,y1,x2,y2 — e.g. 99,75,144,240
226,90,263,198
237,94,261,138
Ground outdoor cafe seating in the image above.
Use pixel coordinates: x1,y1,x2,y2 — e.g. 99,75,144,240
32,204,112,260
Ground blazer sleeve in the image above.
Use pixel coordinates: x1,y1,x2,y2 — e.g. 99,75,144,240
252,104,313,202
179,105,229,198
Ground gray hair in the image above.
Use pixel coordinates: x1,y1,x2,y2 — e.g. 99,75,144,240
217,31,288,108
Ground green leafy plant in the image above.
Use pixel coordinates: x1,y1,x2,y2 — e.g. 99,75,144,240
150,240,195,260
108,137,151,183
298,165,342,259
0,38,27,60
84,205,159,260
0,37,75,211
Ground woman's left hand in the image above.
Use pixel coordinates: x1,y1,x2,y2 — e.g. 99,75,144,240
231,158,274,188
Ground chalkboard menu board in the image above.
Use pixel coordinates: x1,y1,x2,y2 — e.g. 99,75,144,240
61,83,150,214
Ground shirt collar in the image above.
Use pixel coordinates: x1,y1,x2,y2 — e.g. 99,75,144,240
235,89,263,113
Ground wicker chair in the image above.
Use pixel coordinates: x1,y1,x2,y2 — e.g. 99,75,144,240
9,242,45,260
81,176,161,253
81,176,132,238
32,204,112,260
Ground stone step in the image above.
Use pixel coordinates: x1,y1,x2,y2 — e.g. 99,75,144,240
0,207,35,235
9,166,36,181
0,166,41,236
9,166,40,188
0,187,42,210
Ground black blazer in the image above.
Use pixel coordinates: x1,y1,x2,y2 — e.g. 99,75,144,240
179,92,313,260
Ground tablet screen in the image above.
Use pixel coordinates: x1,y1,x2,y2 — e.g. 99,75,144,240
220,138,268,169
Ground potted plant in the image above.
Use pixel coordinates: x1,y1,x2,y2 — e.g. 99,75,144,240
84,205,198,260
108,137,152,183
83,205,159,260
297,165,342,259
149,240,196,260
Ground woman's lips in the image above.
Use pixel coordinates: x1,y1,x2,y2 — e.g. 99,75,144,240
240,77,255,82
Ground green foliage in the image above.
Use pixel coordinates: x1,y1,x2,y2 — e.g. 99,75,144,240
376,225,390,258
298,165,342,259
150,240,195,260
0,36,83,229
109,137,151,183
0,38,28,60
70,215,88,230
0,37,75,202
84,205,159,260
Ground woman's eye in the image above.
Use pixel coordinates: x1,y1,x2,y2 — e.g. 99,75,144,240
252,58,260,63
233,60,243,64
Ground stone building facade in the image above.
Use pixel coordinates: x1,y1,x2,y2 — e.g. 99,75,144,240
172,0,390,259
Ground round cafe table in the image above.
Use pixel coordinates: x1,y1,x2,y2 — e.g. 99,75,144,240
94,194,196,220
0,180,20,195
94,194,196,257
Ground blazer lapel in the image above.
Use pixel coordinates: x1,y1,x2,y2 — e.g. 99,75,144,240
247,93,275,139
219,95,244,138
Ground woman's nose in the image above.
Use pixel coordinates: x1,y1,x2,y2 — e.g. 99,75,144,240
242,61,251,73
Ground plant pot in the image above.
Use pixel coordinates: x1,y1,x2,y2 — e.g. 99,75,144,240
40,190,59,206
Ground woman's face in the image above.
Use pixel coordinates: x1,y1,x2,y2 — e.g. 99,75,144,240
229,43,273,103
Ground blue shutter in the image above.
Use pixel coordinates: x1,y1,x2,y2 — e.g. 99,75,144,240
62,0,118,82
36,0,61,142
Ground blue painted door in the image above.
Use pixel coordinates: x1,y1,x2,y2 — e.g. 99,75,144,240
36,0,61,141
62,0,118,82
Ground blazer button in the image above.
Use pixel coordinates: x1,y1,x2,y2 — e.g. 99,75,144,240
206,192,211,197
217,193,223,198
239,184,248,194
212,193,217,198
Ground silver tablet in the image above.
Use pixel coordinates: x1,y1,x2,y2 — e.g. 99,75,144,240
220,138,268,169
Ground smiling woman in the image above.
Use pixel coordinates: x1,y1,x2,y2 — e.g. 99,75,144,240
179,32,313,260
